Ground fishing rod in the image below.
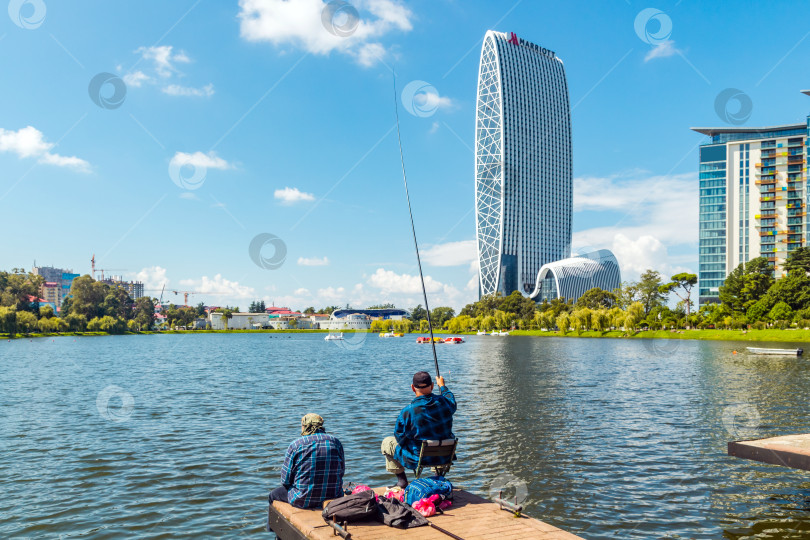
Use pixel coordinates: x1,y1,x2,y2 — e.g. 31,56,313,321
393,72,441,379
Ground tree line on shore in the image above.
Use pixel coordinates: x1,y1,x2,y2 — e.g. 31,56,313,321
4,247,810,336
437,247,810,333
0,273,159,335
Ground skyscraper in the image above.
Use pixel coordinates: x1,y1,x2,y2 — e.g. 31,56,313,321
692,99,809,306
475,30,573,298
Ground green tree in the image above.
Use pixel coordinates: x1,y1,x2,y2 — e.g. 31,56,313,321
409,304,428,322
16,310,37,333
70,275,108,320
659,273,698,321
612,282,638,310
0,306,18,335
576,288,617,310
303,306,315,314
769,301,793,325
499,290,536,319
38,316,57,333
367,303,396,309
65,313,87,332
555,312,570,334
785,246,810,276
430,307,455,328
39,305,55,319
637,270,667,315
719,257,774,314
133,297,156,331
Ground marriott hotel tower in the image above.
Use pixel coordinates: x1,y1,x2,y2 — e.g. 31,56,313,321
475,30,573,298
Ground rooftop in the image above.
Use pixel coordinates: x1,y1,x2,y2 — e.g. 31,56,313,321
690,123,806,137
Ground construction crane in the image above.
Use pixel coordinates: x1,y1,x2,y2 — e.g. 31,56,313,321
143,289,228,307
171,290,229,306
90,255,127,281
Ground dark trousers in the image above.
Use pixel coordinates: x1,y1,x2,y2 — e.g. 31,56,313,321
269,485,289,504
268,486,289,533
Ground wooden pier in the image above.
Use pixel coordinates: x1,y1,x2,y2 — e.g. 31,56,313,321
728,433,810,471
268,487,584,540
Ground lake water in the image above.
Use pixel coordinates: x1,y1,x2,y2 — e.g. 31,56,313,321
2,333,810,539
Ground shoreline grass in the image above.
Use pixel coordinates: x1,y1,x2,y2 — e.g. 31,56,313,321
4,328,810,343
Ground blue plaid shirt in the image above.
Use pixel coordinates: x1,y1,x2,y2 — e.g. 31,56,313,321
394,386,457,469
280,432,345,508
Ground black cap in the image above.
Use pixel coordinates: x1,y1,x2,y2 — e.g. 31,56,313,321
413,371,432,389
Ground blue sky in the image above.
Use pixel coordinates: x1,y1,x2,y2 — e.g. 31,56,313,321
2,0,810,311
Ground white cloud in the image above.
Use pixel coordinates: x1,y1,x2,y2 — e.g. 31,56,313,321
162,83,215,98
298,256,329,266
421,240,477,267
367,268,445,295
179,274,256,299
0,126,90,172
645,40,679,62
133,266,169,291
275,186,315,205
572,171,697,281
170,151,232,170
238,0,413,67
123,70,150,88
123,46,212,99
136,45,190,77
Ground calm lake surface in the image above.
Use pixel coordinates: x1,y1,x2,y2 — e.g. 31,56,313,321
3,333,810,539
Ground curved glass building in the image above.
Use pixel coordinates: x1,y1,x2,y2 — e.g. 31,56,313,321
475,30,572,298
528,249,621,303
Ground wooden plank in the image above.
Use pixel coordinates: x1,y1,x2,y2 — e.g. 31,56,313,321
729,433,810,471
268,487,584,540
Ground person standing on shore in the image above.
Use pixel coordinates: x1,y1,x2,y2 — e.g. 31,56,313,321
381,371,457,488
269,413,345,508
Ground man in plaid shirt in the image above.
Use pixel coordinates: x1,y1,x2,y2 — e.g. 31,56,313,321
381,371,457,488
269,413,344,509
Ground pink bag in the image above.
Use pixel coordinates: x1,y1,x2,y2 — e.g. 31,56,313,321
412,497,436,517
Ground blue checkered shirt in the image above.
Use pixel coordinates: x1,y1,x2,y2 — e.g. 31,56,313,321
281,432,345,508
394,386,457,469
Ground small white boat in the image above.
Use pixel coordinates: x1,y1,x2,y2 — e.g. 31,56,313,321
476,331,487,336
324,333,344,341
746,347,803,356
491,330,509,336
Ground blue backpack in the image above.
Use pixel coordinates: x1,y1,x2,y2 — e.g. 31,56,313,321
404,476,453,505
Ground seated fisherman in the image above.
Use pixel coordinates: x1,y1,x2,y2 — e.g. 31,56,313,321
269,413,345,508
381,371,457,488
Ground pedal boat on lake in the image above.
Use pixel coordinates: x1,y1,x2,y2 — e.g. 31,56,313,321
324,333,344,341
416,336,444,344
746,347,803,356
443,337,465,344
379,332,404,338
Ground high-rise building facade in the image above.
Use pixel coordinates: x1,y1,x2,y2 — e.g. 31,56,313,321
693,108,809,305
32,265,79,309
475,30,573,298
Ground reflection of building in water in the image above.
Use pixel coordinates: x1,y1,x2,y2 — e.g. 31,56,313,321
528,249,621,303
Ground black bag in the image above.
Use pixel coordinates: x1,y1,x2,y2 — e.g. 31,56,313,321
322,490,380,523
377,497,428,529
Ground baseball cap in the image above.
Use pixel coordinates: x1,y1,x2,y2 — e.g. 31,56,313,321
412,371,432,389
